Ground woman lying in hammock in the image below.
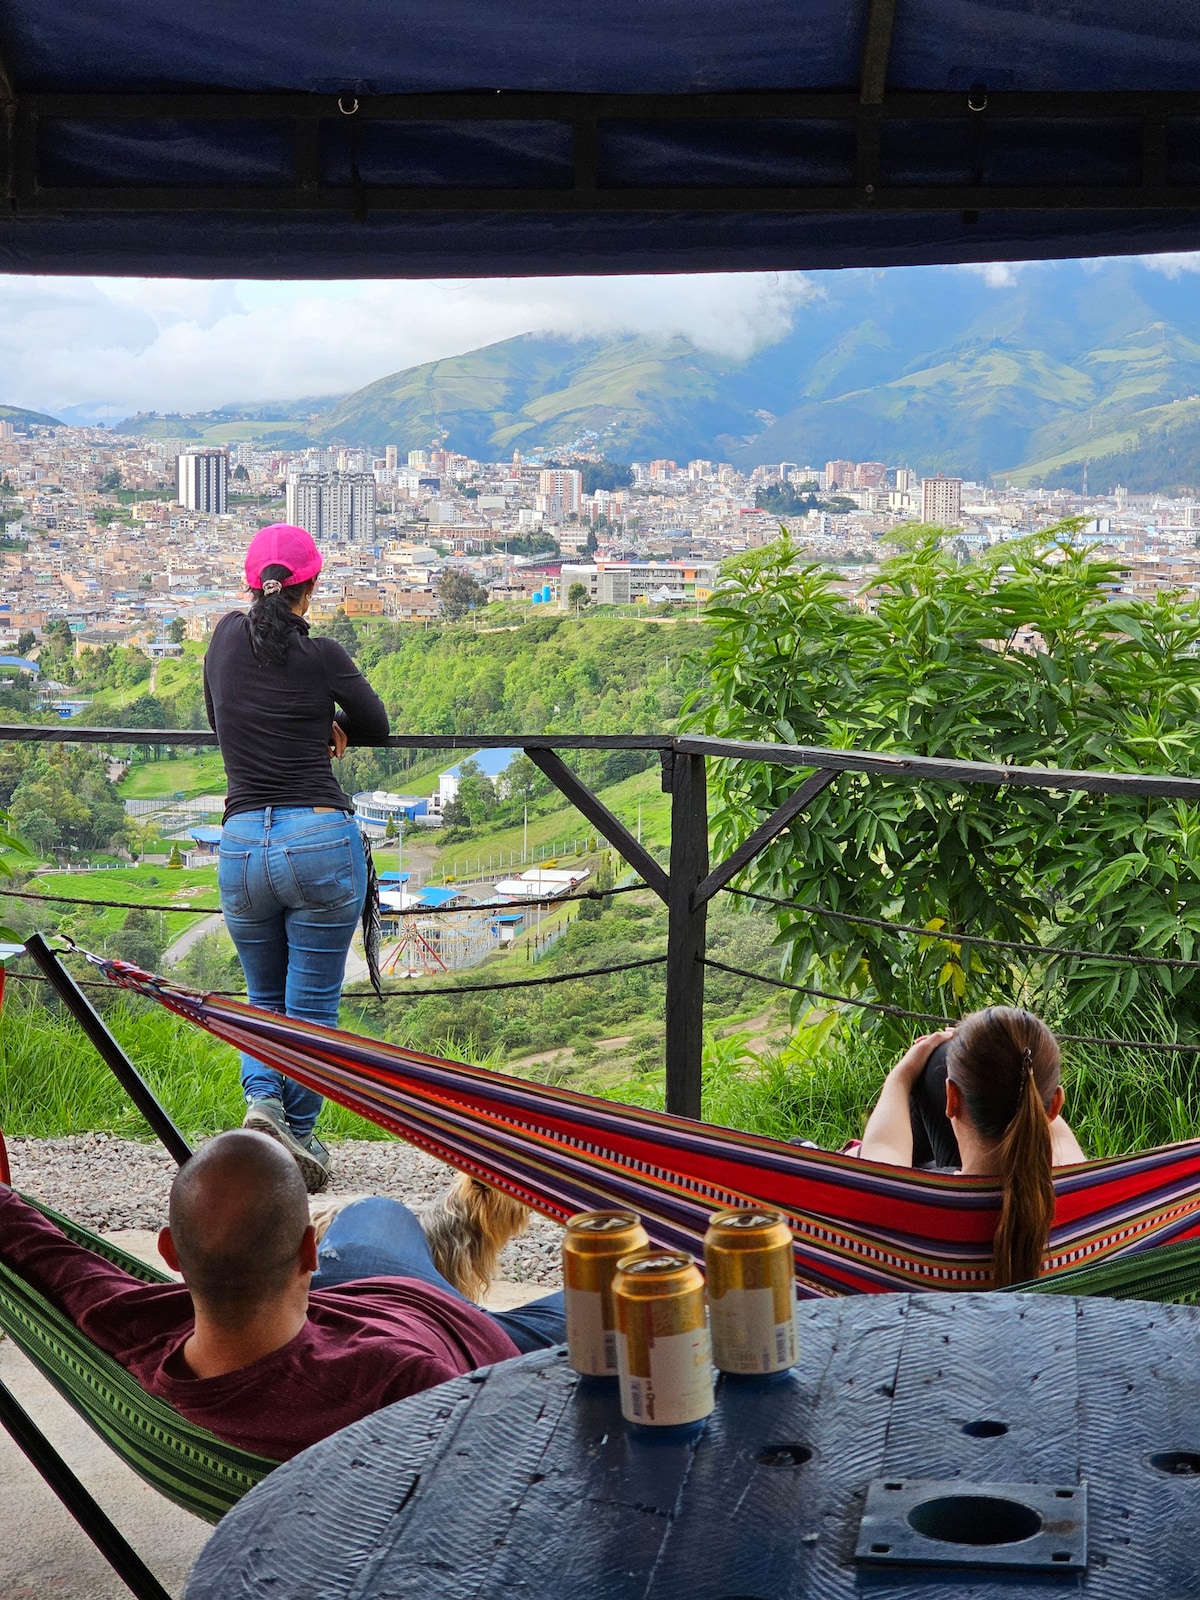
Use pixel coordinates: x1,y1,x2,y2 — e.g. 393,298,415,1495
857,1006,1087,1287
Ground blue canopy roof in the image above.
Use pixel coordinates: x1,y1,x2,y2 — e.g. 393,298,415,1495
1,4,1199,276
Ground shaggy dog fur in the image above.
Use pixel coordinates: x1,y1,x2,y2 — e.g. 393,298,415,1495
307,1174,531,1303
420,1172,531,1302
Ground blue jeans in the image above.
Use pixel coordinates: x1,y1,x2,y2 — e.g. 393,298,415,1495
219,807,367,1143
310,1196,566,1356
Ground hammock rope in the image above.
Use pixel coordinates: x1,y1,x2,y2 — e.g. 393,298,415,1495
85,952,1200,1299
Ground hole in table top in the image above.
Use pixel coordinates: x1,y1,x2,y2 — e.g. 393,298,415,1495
756,1442,813,1467
1052,1552,1072,1562
870,1543,891,1554
1150,1451,1200,1476
962,1418,1009,1438
907,1495,1042,1547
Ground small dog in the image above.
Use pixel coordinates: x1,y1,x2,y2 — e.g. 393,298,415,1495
420,1172,531,1303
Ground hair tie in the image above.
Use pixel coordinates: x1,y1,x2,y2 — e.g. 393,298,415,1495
1020,1045,1034,1085
262,579,283,596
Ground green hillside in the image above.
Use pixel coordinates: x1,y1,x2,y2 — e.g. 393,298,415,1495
318,332,762,461
0,403,62,428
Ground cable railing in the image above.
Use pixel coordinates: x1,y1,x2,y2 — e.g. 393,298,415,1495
8,722,1200,1115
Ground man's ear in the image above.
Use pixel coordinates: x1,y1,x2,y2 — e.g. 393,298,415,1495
945,1078,965,1121
158,1226,181,1272
299,1224,318,1276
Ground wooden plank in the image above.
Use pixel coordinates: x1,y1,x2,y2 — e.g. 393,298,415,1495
340,1353,580,1599
867,1292,1080,1600
673,734,1200,803
524,746,670,901
665,752,708,1118
692,768,838,907
1076,1296,1200,1598
645,1295,909,1600
859,0,898,104
185,1374,474,1600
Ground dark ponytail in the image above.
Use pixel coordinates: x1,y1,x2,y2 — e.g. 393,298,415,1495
947,1007,1060,1288
247,563,308,667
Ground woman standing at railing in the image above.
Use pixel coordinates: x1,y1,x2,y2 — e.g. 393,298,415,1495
204,524,390,1191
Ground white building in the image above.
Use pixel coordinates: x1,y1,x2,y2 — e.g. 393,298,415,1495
433,747,520,813
177,451,228,514
559,561,718,607
286,471,377,543
921,473,963,526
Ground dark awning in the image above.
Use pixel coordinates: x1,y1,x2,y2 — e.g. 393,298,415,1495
1,2,1199,277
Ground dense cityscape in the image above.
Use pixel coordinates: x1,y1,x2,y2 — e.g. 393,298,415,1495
3,416,1200,695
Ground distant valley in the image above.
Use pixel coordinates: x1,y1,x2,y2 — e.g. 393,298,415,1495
104,260,1200,492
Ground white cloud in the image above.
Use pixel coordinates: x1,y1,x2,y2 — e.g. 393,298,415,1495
1139,252,1200,279
0,271,815,420
955,261,1023,289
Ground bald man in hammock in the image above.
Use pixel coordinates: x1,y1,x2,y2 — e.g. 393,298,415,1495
0,1132,564,1461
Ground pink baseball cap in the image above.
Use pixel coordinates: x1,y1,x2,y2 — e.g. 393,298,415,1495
244,524,323,590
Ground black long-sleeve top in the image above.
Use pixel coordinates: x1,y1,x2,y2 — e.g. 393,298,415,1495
203,610,390,822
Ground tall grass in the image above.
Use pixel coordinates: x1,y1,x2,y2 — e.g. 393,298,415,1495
0,996,390,1141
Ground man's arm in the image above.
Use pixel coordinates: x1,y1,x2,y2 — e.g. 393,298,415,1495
0,1187,185,1359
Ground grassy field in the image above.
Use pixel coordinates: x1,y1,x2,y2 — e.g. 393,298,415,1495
428,765,670,879
12,864,220,940
120,752,227,799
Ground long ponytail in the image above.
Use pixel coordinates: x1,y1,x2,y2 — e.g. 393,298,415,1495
247,562,308,667
948,1006,1060,1289
992,1060,1055,1287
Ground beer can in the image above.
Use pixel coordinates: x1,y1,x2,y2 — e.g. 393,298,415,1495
704,1208,797,1376
613,1250,714,1428
562,1210,650,1376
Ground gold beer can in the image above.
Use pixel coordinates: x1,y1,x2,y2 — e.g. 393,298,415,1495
613,1251,714,1429
704,1208,798,1376
562,1210,650,1376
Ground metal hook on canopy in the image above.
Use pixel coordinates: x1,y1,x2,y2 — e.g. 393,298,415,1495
338,94,360,117
967,82,988,112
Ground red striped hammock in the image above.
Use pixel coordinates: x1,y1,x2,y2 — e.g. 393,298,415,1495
92,957,1200,1298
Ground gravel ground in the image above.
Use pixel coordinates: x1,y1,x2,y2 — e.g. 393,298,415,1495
6,1133,564,1288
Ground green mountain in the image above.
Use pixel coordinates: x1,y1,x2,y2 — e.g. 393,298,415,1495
318,333,767,462
0,403,62,428
97,260,1200,491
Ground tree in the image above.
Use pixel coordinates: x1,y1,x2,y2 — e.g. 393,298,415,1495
694,525,1200,1041
167,618,186,644
232,463,249,482
98,468,122,493
166,842,184,868
125,694,168,729
437,570,489,622
324,608,360,656
15,630,35,657
568,582,591,613
581,461,634,494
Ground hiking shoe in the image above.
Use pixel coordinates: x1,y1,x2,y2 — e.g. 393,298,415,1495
243,1099,332,1193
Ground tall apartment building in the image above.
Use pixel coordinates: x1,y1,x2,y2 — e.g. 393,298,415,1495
855,461,888,489
286,471,377,543
176,450,229,514
538,468,583,518
824,459,856,491
921,473,963,525
385,446,399,470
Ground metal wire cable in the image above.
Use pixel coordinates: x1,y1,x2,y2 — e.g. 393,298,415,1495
700,957,1200,1057
724,885,1200,975
5,952,666,1003
0,879,650,918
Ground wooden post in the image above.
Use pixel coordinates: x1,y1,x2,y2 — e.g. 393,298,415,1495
664,752,708,1120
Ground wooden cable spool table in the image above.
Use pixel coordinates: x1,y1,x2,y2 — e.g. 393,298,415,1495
185,1292,1200,1599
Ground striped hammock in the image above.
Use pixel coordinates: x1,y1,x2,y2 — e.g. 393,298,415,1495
93,957,1200,1298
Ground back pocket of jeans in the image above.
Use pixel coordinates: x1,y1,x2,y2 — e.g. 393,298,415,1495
281,836,359,910
217,848,254,916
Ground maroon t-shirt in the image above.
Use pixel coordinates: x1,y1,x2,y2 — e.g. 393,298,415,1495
0,1188,518,1460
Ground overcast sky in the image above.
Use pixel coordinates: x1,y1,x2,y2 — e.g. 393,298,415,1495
1,254,1197,424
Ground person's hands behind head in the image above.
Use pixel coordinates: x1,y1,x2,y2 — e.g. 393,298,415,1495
329,722,349,760
889,1028,955,1089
